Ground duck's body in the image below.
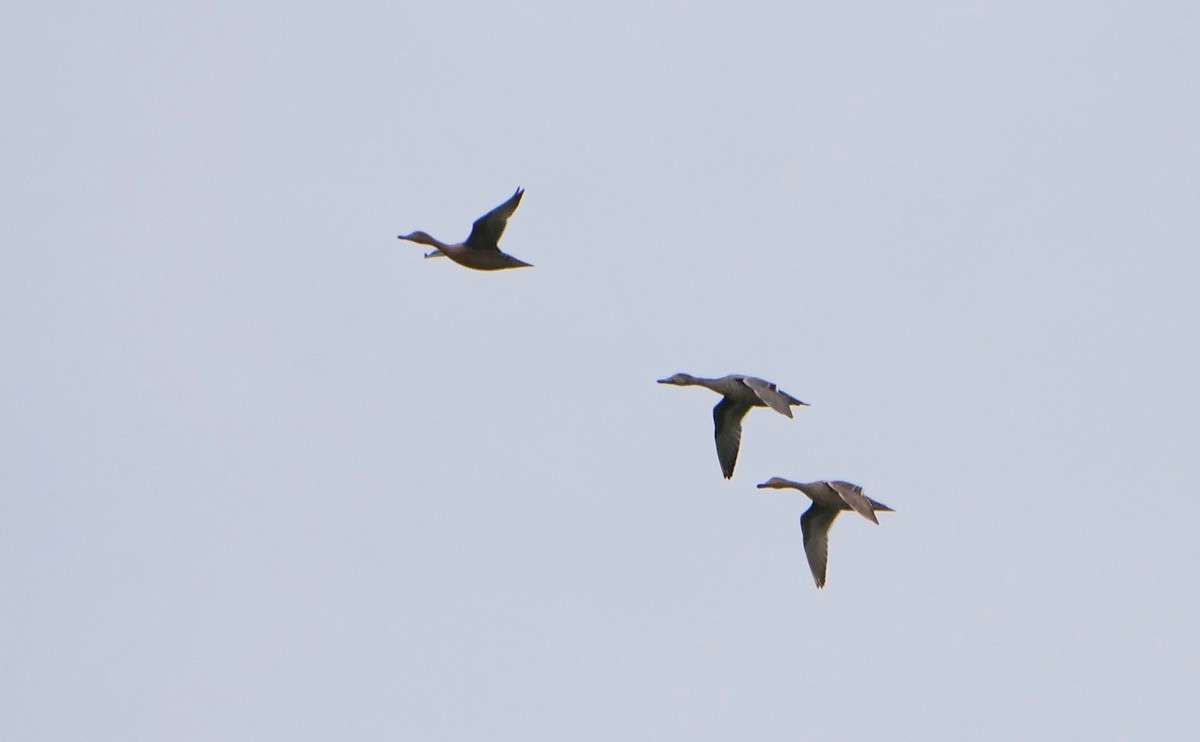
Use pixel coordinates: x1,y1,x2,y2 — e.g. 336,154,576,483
397,187,532,271
656,373,807,479
756,477,893,588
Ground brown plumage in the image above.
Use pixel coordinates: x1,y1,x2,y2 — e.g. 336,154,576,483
397,188,532,271
757,478,893,588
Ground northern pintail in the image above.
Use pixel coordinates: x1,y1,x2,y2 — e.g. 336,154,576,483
656,373,807,479
397,187,532,270
756,478,893,588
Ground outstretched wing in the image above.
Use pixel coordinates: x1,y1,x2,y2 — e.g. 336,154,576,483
800,504,840,588
713,398,751,479
742,376,800,417
827,481,881,524
464,187,524,252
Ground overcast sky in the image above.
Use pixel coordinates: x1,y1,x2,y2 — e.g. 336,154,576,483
3,2,1198,740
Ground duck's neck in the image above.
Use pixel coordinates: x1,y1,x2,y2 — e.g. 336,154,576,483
688,376,729,394
405,231,453,251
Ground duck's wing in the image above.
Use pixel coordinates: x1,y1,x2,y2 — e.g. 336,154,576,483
464,187,524,252
826,481,881,524
713,397,752,479
800,503,840,588
742,377,799,418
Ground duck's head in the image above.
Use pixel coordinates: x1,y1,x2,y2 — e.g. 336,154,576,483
756,477,798,490
397,230,438,247
656,373,697,386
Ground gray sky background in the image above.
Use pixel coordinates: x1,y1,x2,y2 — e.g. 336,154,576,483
3,2,1198,739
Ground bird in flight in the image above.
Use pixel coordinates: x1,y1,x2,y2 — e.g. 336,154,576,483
657,373,807,479
756,478,893,588
397,187,532,270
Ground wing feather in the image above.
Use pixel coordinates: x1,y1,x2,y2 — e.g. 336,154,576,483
713,398,751,479
742,377,797,417
800,504,839,588
464,188,524,252
827,481,882,524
